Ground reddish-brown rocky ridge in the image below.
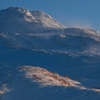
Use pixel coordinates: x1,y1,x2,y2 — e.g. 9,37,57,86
20,66,80,87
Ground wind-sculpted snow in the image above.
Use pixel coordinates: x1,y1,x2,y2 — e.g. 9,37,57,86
1,28,100,56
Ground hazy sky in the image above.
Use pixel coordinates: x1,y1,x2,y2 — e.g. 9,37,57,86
0,0,100,31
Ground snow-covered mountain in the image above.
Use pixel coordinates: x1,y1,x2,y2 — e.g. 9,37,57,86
0,7,100,100
0,6,66,33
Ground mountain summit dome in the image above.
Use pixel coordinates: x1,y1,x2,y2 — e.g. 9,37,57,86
0,6,66,33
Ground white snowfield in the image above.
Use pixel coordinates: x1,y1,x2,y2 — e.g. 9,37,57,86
0,6,100,100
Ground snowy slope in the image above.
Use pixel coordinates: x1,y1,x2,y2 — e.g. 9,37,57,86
31,10,66,28
0,6,100,100
0,27,100,100
0,59,100,100
1,27,100,56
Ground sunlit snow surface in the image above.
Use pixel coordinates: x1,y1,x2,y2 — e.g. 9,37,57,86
0,28,100,100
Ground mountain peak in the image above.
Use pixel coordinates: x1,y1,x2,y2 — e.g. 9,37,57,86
0,6,66,33
7,6,22,9
5,6,25,12
5,6,30,15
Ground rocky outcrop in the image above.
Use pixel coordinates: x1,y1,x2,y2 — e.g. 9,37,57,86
20,66,80,87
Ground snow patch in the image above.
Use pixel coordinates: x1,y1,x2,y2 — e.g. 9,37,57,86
0,34,8,38
0,84,10,95
59,34,66,38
